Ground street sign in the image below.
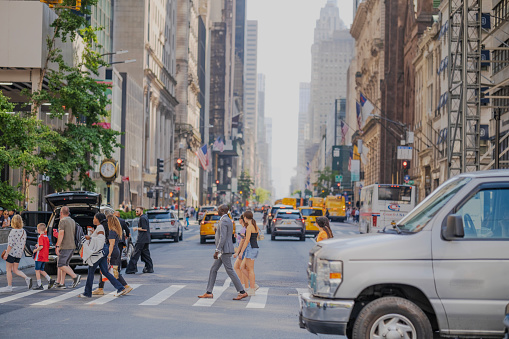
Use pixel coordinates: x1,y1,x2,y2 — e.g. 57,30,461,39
404,175,410,182
339,175,343,182
397,146,413,160
335,175,341,182
175,183,184,186
408,180,415,185
153,186,163,190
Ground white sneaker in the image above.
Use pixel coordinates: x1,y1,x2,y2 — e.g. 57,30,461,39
255,284,260,291
247,288,256,296
0,286,13,293
113,288,128,297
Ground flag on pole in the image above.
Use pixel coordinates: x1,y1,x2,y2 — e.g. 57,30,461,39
196,144,209,171
213,137,224,152
348,148,353,172
341,121,348,144
360,92,375,119
356,101,363,130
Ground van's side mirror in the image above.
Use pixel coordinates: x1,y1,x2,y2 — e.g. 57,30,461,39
442,215,465,240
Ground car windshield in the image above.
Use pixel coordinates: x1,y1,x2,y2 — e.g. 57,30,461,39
300,209,323,217
396,177,471,233
277,212,301,219
201,207,216,212
204,214,221,221
148,213,172,220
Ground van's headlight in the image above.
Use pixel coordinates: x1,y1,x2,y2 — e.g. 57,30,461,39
315,259,343,297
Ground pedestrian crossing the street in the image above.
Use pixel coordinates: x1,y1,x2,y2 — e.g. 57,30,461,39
0,282,307,310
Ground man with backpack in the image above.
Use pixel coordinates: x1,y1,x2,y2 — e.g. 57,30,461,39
54,206,81,289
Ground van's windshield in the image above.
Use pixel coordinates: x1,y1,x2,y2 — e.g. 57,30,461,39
396,177,471,233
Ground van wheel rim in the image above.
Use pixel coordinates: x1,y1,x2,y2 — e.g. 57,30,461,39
369,313,416,339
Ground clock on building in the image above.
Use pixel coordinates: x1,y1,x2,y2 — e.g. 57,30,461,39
100,159,118,181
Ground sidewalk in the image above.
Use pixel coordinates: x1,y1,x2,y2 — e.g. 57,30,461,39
0,243,35,275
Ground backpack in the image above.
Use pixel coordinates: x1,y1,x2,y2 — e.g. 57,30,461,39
74,222,85,251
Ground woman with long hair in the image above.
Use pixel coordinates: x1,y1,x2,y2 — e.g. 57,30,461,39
92,215,132,295
315,216,334,242
233,213,249,289
0,215,31,292
78,213,127,298
238,210,260,296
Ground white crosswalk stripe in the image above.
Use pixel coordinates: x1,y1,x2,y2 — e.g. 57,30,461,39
246,287,269,308
0,289,44,304
32,284,97,306
139,284,185,306
193,277,231,307
1,282,308,308
87,284,142,305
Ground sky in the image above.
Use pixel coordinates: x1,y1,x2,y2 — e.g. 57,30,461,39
247,0,354,199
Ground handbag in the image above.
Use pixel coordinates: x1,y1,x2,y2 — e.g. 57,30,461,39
257,232,265,241
1,249,6,260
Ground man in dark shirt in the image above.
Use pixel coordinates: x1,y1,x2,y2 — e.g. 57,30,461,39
125,207,153,274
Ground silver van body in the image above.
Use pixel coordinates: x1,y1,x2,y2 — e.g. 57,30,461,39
300,171,509,338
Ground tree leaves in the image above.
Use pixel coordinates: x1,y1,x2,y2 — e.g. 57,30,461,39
1,1,121,210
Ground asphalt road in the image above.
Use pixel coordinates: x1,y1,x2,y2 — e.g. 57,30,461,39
0,213,358,339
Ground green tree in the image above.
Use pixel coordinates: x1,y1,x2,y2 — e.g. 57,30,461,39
313,167,338,198
253,187,271,204
238,171,254,202
0,1,121,209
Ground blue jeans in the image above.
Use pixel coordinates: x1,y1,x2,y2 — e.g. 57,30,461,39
84,254,125,297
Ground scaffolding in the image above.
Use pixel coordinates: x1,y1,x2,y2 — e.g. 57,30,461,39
447,0,482,178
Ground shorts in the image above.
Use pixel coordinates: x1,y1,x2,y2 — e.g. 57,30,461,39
6,255,20,264
35,261,46,271
57,249,74,267
244,244,259,260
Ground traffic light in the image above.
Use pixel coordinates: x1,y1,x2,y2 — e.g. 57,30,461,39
402,160,409,175
173,172,179,180
169,192,174,198
175,158,183,171
337,183,341,188
147,190,154,198
215,179,220,185
239,190,243,195
75,0,81,10
157,158,164,173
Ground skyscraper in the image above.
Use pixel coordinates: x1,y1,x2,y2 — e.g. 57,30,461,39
297,83,310,192
243,20,258,178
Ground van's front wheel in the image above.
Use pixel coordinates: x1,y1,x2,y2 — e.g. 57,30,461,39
352,297,432,339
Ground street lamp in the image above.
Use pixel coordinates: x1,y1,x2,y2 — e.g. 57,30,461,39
100,50,128,57
98,59,136,69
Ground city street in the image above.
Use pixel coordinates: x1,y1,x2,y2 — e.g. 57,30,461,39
0,213,358,338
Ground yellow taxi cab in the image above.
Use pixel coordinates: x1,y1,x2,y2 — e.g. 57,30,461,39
298,206,325,236
200,211,236,244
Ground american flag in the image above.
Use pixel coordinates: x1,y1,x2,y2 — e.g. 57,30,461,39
348,148,353,172
213,137,224,152
341,121,348,144
196,144,209,170
356,101,362,131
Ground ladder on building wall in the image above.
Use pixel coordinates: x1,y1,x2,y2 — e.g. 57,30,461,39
447,0,482,178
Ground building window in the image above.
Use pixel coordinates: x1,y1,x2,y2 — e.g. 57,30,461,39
493,38,509,74
494,0,509,29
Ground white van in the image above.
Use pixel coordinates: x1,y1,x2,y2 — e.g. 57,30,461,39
359,184,415,233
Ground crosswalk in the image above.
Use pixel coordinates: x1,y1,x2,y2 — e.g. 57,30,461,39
0,282,309,309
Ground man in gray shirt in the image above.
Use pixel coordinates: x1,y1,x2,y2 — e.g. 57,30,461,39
55,206,81,289
198,205,248,300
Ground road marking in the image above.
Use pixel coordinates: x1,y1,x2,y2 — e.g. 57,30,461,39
32,284,97,306
296,288,308,295
193,277,231,307
246,287,269,308
139,284,185,306
87,284,142,305
0,289,44,304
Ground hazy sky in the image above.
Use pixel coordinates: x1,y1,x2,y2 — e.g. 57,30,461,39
247,0,354,199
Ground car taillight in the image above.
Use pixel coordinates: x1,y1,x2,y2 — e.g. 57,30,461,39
201,221,205,225
296,218,303,222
